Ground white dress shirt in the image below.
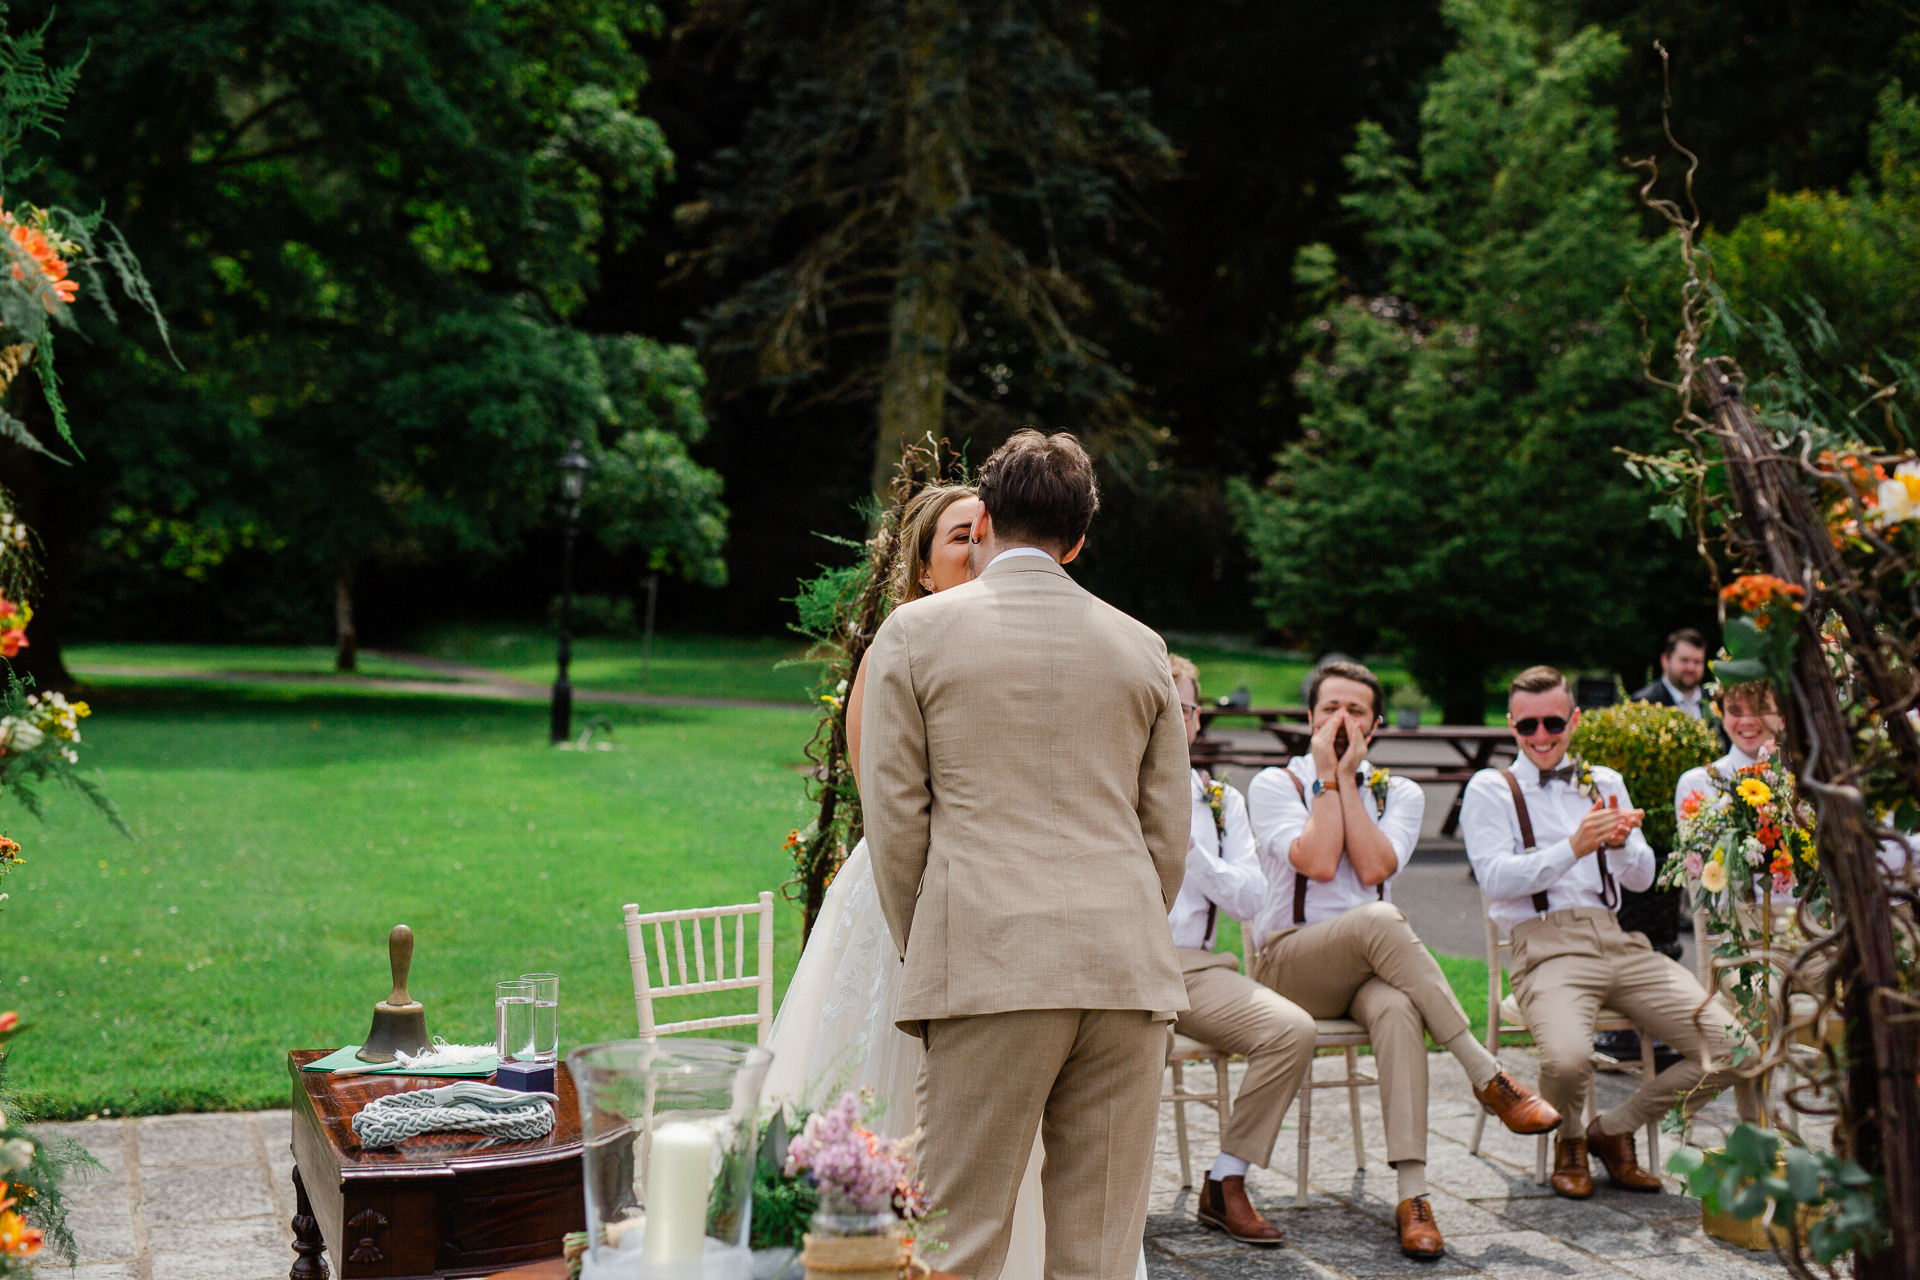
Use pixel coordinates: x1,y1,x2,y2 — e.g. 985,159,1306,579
986,546,1056,568
1167,770,1266,950
1461,755,1656,934
1246,755,1424,947
1663,676,1704,720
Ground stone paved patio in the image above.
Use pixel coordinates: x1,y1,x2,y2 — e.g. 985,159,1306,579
39,1047,1797,1280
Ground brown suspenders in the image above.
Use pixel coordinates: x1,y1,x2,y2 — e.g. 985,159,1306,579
1285,772,1386,926
1496,767,1617,914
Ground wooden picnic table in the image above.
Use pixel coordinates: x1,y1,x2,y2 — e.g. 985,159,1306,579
1191,721,1517,838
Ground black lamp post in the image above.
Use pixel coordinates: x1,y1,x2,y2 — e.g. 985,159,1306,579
550,438,592,744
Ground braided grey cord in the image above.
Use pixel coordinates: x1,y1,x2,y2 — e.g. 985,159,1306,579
351,1081,558,1149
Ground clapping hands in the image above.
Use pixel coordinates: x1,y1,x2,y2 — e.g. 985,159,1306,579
1570,794,1642,858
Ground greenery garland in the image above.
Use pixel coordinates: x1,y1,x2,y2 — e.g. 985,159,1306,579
785,437,968,940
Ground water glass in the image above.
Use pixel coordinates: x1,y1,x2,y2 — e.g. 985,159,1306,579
495,979,536,1063
519,972,560,1062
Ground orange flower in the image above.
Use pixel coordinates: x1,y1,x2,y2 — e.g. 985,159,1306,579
1680,791,1704,819
0,1011,16,1033
1756,821,1780,849
5,220,75,310
0,629,29,658
1721,574,1806,615
0,1207,40,1256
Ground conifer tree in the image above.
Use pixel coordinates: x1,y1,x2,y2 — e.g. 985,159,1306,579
684,0,1175,491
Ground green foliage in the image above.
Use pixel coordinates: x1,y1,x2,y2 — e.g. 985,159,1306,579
1569,699,1719,852
1232,0,1699,724
1669,1125,1887,1265
0,1016,106,1271
1709,82,1920,400
691,0,1177,470
16,0,720,645
750,1111,816,1250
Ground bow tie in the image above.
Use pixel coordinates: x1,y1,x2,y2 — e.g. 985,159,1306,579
1538,764,1576,786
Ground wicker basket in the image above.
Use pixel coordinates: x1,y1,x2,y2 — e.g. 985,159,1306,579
800,1232,914,1280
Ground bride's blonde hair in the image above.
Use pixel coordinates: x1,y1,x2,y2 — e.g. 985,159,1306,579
891,484,978,604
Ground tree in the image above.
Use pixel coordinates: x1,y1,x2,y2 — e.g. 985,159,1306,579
8,0,724,676
1231,0,1706,724
684,0,1175,495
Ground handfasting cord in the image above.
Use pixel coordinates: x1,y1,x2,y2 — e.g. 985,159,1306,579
350,1081,558,1149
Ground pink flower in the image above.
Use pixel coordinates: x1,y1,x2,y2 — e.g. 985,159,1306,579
1684,851,1704,879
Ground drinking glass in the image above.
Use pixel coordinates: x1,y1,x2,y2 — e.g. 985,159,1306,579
568,1038,773,1280
520,972,560,1062
495,979,536,1063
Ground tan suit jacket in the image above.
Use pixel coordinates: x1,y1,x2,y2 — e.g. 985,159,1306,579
859,553,1190,1028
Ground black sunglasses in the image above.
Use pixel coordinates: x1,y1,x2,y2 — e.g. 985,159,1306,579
1512,716,1569,736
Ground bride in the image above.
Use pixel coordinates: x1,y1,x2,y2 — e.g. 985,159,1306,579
765,484,1149,1280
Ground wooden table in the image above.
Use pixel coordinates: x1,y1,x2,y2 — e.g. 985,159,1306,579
287,1050,585,1280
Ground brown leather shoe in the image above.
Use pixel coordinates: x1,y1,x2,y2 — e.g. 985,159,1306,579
1195,1175,1284,1245
1550,1137,1594,1199
1395,1196,1445,1259
1473,1070,1561,1135
1585,1117,1664,1192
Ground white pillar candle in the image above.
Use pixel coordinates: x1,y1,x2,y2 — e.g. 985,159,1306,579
642,1122,714,1264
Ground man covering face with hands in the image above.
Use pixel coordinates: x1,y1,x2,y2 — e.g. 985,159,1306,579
1247,662,1558,1259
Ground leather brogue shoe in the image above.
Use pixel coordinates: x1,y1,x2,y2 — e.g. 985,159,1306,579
1585,1117,1664,1192
1550,1137,1594,1199
1473,1070,1561,1135
1195,1175,1285,1245
1395,1196,1445,1259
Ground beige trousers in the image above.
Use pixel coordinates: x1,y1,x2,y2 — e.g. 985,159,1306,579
1173,949,1317,1167
1510,907,1759,1138
916,1008,1165,1280
1251,901,1474,1165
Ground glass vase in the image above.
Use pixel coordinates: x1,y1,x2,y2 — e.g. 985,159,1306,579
568,1038,774,1280
801,1208,903,1280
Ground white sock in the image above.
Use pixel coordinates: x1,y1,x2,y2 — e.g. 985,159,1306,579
1444,1029,1501,1090
1209,1153,1250,1183
1395,1160,1427,1201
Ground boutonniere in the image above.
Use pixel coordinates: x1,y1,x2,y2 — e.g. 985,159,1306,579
1569,755,1601,803
1367,767,1390,818
1203,773,1227,835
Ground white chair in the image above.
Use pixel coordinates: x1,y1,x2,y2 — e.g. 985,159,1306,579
1165,1032,1233,1190
1466,895,1659,1184
624,892,776,1043
1163,923,1253,1190
1291,1018,1376,1208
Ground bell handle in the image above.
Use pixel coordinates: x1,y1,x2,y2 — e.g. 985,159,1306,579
387,925,414,1007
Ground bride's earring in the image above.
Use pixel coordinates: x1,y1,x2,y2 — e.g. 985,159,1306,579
921,573,934,592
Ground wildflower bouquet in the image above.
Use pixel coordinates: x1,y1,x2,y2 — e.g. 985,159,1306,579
784,1092,934,1236
1660,749,1819,1028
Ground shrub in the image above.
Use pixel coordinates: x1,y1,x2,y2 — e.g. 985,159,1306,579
1570,700,1720,853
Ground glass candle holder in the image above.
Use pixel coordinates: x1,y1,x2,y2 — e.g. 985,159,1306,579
520,972,560,1062
568,1038,773,1280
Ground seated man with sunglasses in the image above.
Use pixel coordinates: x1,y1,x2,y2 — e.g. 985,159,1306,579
1462,665,1757,1201
1246,661,1559,1259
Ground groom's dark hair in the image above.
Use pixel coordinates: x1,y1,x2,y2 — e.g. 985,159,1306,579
977,429,1099,550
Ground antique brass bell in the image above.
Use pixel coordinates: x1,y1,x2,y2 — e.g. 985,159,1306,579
356,924,430,1062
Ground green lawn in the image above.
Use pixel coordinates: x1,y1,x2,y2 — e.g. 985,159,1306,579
407,625,818,704
1,683,816,1119
67,644,455,681
6,643,1511,1121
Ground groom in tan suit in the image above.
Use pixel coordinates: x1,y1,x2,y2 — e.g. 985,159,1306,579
862,430,1191,1280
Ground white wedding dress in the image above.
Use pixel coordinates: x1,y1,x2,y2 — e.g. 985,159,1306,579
764,840,1148,1280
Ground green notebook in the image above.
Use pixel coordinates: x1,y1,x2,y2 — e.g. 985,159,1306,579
303,1045,498,1078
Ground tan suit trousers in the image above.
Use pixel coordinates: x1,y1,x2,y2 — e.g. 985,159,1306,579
1251,901,1474,1165
916,1008,1165,1280
1173,950,1317,1167
1510,907,1759,1139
